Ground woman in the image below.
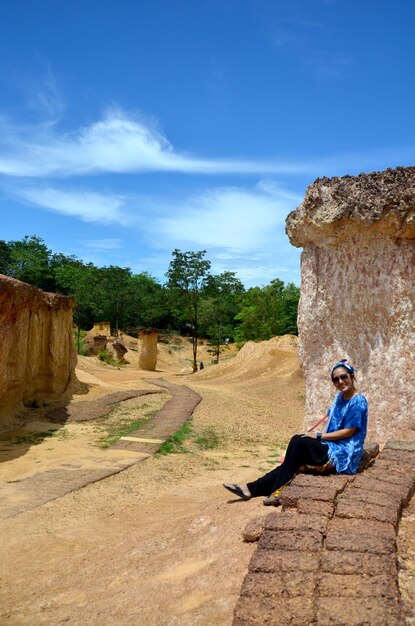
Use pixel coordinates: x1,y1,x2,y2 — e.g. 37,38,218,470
223,360,368,505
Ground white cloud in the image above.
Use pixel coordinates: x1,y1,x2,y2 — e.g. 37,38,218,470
0,108,311,178
16,187,127,224
138,181,302,286
155,184,294,249
0,107,413,180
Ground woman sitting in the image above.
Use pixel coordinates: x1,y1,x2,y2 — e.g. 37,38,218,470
223,360,368,505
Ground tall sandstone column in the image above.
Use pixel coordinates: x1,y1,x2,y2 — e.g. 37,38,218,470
0,275,79,429
286,166,415,440
138,329,158,371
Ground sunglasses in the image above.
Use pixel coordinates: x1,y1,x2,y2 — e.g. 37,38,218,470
332,373,350,384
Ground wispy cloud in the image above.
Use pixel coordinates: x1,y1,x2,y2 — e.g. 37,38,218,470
26,66,65,122
270,7,353,80
0,108,313,178
154,182,301,249
16,187,128,224
1,107,412,181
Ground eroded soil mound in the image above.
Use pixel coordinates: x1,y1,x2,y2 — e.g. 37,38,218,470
194,335,300,384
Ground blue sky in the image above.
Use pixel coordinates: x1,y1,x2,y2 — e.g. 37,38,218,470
1,0,414,286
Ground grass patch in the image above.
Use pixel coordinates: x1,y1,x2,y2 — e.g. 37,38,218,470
93,392,168,448
73,328,89,356
240,464,251,468
10,428,73,446
194,427,220,450
12,430,57,445
97,349,121,367
158,421,192,455
99,418,147,448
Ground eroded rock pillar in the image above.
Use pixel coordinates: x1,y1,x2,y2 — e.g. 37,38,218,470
0,275,80,428
286,166,415,440
138,329,158,371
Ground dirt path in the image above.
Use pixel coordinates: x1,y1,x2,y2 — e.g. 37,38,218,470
0,379,201,520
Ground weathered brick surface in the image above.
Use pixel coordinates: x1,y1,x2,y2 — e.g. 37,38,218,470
326,518,396,554
234,595,315,626
327,516,396,538
264,511,327,533
365,466,415,489
296,498,334,517
241,570,316,598
318,573,399,598
337,486,402,509
280,485,338,508
326,530,396,554
259,528,323,552
335,498,400,528
321,550,396,576
378,448,415,470
250,549,321,573
369,458,414,475
290,474,350,491
316,597,403,625
352,475,413,505
232,441,415,626
242,516,266,542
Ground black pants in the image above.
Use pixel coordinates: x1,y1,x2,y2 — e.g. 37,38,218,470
247,434,330,497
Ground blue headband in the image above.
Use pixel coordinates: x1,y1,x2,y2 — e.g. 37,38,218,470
330,360,354,376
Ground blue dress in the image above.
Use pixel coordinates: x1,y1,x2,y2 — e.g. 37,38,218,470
323,392,368,474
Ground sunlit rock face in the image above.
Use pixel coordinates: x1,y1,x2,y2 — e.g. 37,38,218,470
138,329,158,371
286,167,415,440
0,275,79,429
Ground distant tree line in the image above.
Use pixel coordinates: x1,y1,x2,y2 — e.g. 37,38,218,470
0,236,300,368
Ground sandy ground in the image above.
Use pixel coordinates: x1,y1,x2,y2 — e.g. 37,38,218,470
0,335,414,624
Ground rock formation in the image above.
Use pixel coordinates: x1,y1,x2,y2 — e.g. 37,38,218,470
138,329,158,371
111,341,128,364
90,321,111,336
92,335,107,355
0,274,80,429
286,166,415,440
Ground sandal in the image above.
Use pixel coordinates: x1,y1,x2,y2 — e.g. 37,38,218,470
223,483,251,500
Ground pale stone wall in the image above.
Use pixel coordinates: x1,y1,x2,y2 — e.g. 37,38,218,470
286,167,415,440
0,274,79,428
138,329,158,371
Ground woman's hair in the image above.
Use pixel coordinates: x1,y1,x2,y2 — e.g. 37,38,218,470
330,359,355,378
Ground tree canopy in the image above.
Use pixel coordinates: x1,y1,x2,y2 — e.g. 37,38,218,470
0,236,300,359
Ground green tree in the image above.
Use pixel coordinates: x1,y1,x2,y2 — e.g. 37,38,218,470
234,279,299,343
3,235,54,290
0,240,11,275
98,266,133,335
201,271,245,362
128,272,168,331
166,249,211,372
280,282,300,335
54,261,105,353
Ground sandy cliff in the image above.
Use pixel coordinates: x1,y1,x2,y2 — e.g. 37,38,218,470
0,274,79,428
